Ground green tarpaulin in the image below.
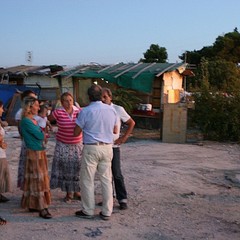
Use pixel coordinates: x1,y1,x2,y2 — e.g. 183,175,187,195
59,62,187,93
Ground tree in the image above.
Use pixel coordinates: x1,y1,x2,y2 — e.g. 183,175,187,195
181,28,240,91
139,44,168,63
185,28,240,141
207,59,240,92
213,28,240,63
189,58,240,92
179,28,240,65
180,47,214,65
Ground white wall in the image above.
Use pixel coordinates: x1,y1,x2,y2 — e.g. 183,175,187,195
24,75,59,88
161,70,183,104
61,76,74,95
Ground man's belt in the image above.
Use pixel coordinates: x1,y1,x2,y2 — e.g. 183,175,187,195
84,142,111,145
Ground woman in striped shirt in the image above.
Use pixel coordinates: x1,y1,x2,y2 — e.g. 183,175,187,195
49,92,83,203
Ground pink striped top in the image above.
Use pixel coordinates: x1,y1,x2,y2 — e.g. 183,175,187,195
52,106,82,144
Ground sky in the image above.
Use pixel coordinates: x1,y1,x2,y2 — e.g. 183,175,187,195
1,0,240,67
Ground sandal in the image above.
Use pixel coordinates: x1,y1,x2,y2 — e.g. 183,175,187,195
29,208,39,212
0,194,10,203
39,209,52,219
0,216,7,225
73,193,81,201
64,196,73,203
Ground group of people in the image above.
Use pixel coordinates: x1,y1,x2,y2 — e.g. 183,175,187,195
0,84,135,224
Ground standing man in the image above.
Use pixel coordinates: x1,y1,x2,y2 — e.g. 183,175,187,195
102,88,135,210
74,84,118,221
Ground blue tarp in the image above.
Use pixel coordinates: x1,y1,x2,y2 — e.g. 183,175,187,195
0,84,40,106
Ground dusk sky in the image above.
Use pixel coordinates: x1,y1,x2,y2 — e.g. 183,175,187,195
1,0,239,67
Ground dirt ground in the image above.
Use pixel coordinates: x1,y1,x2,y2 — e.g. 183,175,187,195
1,126,240,240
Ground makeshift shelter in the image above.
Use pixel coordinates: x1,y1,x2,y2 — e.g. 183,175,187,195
56,62,189,93
0,65,62,102
55,62,193,103
0,65,64,125
54,62,194,141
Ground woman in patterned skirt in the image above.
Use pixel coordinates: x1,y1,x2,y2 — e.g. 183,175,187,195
15,90,37,189
49,92,83,203
20,97,52,219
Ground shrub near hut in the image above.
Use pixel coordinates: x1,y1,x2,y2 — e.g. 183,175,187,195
190,90,240,142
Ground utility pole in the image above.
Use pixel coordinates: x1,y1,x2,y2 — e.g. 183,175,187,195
26,51,33,65
184,51,187,95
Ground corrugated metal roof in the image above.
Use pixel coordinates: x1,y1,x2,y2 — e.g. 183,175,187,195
56,62,188,78
55,62,191,93
0,65,64,76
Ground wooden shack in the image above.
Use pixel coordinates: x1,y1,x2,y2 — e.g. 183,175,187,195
54,63,194,141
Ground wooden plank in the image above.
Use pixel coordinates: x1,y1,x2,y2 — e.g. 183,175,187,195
156,63,179,77
132,63,156,79
114,62,143,78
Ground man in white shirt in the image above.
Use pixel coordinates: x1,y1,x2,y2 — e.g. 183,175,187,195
74,84,118,221
102,88,135,210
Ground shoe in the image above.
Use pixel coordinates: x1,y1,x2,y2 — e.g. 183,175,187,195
0,216,7,225
29,208,39,212
119,202,128,210
0,194,10,203
75,210,94,219
99,212,110,221
39,209,52,219
64,196,73,203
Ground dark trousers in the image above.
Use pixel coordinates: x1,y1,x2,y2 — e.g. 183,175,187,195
112,147,127,203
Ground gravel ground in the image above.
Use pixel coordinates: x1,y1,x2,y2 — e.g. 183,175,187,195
1,126,240,240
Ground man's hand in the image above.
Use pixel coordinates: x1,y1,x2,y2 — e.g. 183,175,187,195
74,125,82,136
114,135,128,145
114,118,135,145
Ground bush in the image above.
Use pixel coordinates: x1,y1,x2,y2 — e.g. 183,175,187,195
191,90,240,141
112,88,141,114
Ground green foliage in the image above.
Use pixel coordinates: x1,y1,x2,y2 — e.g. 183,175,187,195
181,29,240,142
213,28,240,63
181,28,240,91
207,60,240,92
187,59,240,92
180,28,240,65
112,88,141,114
191,90,240,141
139,44,168,63
179,47,214,65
